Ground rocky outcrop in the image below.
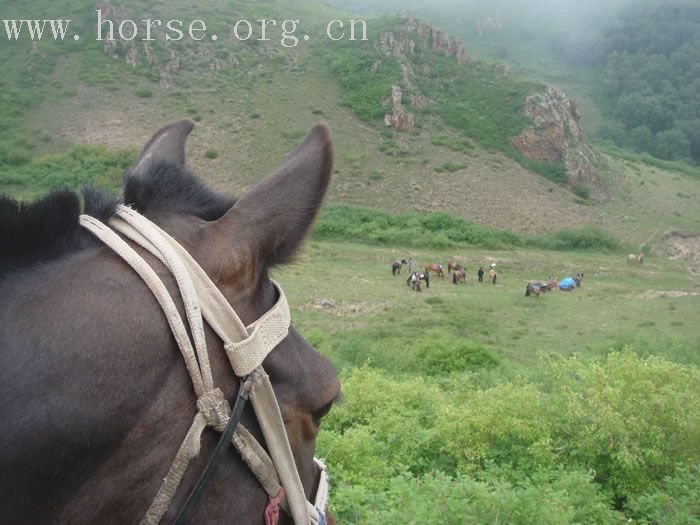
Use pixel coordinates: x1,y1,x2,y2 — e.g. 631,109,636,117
510,85,603,190
407,18,468,65
376,17,469,131
384,85,415,131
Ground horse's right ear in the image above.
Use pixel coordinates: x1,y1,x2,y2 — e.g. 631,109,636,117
208,124,333,283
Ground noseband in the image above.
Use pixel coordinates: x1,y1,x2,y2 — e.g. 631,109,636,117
80,205,328,525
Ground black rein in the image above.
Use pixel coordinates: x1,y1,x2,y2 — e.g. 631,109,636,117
172,374,255,524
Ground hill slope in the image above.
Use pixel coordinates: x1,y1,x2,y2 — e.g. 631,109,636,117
0,0,698,251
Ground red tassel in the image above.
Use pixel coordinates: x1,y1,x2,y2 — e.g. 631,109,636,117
264,487,285,525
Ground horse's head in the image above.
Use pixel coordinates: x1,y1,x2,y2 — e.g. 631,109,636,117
0,120,340,524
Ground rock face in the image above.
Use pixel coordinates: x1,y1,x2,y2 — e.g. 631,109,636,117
384,85,415,131
376,17,469,132
510,85,602,189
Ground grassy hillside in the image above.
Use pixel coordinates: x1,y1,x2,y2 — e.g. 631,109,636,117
1,0,699,249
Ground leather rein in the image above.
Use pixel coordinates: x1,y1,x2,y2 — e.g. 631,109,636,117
80,205,329,525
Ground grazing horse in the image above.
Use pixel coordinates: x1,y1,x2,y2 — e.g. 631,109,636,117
452,268,466,284
0,121,340,524
448,262,465,275
628,252,645,264
392,259,407,275
424,263,444,279
407,272,429,291
525,283,543,297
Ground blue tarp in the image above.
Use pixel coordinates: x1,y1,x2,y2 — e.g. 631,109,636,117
559,277,576,290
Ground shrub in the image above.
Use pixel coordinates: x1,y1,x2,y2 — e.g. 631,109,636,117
572,183,591,199
204,149,218,159
319,353,700,523
530,226,620,251
0,144,134,197
135,89,153,98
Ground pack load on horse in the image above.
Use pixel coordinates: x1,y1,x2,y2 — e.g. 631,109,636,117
525,282,544,297
544,278,559,291
392,259,407,275
0,121,340,524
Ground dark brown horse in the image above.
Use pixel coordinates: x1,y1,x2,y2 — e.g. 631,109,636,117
452,268,466,284
407,272,429,291
525,283,543,297
392,259,407,275
0,121,340,524
424,263,444,279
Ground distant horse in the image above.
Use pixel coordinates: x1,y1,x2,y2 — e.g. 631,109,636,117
448,262,465,275
425,263,444,279
407,272,429,291
392,259,407,275
544,278,559,291
574,273,584,287
525,283,543,297
628,252,645,264
452,268,466,284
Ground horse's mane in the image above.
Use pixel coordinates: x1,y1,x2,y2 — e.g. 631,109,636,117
0,162,236,280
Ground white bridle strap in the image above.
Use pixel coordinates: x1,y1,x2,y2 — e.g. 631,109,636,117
80,206,325,525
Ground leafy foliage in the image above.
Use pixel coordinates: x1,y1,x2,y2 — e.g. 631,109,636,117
597,3,700,162
319,353,700,523
314,205,621,252
0,145,134,198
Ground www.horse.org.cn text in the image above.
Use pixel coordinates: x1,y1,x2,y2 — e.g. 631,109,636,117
1,12,369,47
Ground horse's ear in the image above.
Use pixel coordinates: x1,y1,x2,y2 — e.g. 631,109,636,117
129,120,195,177
210,124,332,275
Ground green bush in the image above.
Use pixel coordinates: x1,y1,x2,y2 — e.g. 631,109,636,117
319,352,700,523
313,205,522,250
573,183,591,199
0,144,134,198
530,226,620,252
135,89,153,98
204,149,218,159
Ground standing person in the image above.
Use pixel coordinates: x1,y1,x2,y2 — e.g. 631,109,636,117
489,266,497,285
407,257,414,275
477,266,484,282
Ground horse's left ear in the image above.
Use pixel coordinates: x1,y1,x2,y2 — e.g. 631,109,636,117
210,124,332,274
130,120,195,177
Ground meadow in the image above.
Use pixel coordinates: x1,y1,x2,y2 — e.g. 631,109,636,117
273,239,700,523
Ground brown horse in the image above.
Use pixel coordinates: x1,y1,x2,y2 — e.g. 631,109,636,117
452,268,466,284
425,263,444,279
525,283,543,297
0,121,340,524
